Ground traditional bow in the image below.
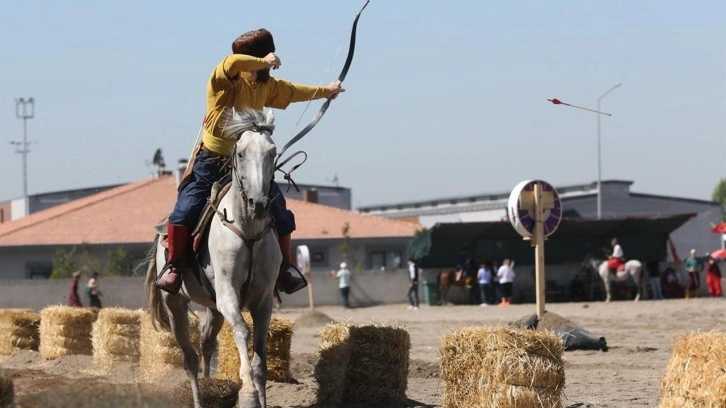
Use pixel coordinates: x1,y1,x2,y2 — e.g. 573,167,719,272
276,0,370,161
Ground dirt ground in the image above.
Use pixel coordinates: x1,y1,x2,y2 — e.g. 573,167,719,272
2,297,724,407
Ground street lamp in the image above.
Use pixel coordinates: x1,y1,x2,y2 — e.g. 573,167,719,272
596,83,621,219
13,97,34,217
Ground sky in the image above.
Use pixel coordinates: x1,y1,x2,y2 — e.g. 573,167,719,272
0,0,724,209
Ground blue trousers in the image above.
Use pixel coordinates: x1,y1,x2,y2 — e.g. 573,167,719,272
168,149,296,236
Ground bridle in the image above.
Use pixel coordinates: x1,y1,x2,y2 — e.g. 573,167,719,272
211,123,277,246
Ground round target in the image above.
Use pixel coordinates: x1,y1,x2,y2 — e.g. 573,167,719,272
296,245,311,274
508,179,562,238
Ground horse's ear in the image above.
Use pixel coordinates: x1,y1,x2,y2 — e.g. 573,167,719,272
265,109,275,125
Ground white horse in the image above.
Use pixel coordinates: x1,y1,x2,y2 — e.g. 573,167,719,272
145,109,281,408
584,255,644,302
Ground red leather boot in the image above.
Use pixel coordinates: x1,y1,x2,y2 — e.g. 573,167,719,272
157,224,191,294
276,234,308,294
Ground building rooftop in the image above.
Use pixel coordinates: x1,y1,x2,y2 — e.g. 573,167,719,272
0,176,420,247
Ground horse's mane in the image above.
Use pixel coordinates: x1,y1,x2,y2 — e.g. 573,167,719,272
219,108,275,140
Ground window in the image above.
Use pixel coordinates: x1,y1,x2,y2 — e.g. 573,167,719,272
369,250,402,270
309,249,328,267
27,263,52,279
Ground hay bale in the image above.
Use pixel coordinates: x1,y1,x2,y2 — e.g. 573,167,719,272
39,306,98,359
92,308,143,368
315,323,410,405
440,326,565,408
216,313,294,383
0,368,13,408
0,309,40,355
660,331,726,407
139,312,200,381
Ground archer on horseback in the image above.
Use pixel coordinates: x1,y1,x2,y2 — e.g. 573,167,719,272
157,28,344,295
606,237,625,277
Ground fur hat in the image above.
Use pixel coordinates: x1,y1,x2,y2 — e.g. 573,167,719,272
232,28,275,58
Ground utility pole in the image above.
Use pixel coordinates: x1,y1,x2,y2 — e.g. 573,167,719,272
12,97,34,217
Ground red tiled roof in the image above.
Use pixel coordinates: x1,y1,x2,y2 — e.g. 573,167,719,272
0,176,420,247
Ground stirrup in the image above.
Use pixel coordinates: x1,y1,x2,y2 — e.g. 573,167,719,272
156,263,183,295
278,261,308,295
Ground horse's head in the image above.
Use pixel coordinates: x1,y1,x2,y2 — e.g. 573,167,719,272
222,109,277,221
581,254,599,272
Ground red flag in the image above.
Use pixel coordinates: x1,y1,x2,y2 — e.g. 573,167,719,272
667,236,680,263
711,222,726,234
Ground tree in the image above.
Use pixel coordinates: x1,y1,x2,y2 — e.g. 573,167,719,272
107,247,132,276
50,244,134,279
50,246,79,279
337,222,360,271
712,178,726,220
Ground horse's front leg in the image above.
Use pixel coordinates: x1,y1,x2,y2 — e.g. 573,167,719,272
164,294,202,408
216,285,259,407
603,278,612,302
248,297,273,407
633,270,642,301
200,308,225,378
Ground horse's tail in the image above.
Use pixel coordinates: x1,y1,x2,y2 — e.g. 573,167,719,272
144,235,171,332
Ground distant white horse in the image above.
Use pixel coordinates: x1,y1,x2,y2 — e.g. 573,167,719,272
583,255,643,302
145,109,281,408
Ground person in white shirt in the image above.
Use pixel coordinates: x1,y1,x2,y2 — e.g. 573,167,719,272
607,238,625,275
331,262,352,308
407,258,420,310
477,261,493,306
496,259,516,306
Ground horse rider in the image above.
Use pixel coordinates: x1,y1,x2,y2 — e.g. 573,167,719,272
157,28,345,295
607,238,625,276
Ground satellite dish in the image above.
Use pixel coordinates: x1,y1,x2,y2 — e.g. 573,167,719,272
152,148,165,167
296,245,311,275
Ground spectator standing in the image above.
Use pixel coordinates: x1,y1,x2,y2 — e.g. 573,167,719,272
646,260,664,300
68,271,83,307
662,266,684,299
705,256,722,298
86,272,103,308
684,249,702,299
332,262,352,308
477,261,493,306
497,259,516,306
407,258,420,310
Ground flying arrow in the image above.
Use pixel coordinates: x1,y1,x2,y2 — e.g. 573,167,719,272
548,98,612,116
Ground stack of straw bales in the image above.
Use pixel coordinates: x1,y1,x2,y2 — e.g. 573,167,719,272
315,323,410,405
0,309,40,355
440,326,565,408
139,312,200,381
39,306,98,359
216,312,294,383
660,331,726,407
0,368,13,408
92,308,143,368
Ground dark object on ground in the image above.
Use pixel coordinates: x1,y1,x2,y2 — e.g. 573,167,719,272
511,311,608,352
552,326,608,351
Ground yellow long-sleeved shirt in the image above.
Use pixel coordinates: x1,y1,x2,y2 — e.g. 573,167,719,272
202,54,332,155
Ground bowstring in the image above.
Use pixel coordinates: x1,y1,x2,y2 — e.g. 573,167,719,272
287,27,348,140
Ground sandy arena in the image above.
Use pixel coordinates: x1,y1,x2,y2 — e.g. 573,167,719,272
1,297,724,407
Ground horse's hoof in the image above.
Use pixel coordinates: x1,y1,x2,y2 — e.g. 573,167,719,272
238,390,261,408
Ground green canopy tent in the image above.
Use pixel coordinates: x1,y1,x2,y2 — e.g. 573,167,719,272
409,213,695,268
